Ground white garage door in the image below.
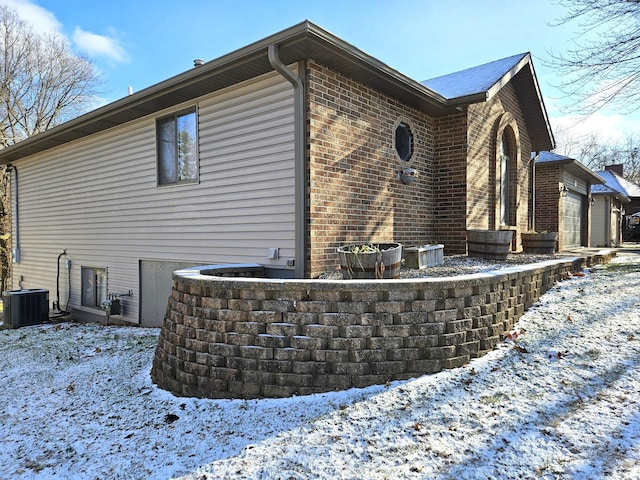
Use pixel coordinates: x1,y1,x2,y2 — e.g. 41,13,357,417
590,197,607,247
562,191,583,248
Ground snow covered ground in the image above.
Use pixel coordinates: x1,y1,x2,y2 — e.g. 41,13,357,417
1,252,640,479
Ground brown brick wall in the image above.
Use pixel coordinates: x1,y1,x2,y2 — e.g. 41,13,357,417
305,63,535,268
500,86,534,235
306,61,436,277
150,252,611,399
433,113,468,254
465,84,533,249
534,164,561,234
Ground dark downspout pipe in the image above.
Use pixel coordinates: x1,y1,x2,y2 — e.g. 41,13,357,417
530,152,539,232
268,44,306,278
6,165,20,264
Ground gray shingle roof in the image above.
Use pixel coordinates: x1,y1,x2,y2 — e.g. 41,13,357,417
535,151,573,164
592,170,640,199
423,53,553,151
422,53,528,101
533,151,605,184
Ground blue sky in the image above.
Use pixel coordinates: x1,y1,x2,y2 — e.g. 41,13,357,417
3,0,639,151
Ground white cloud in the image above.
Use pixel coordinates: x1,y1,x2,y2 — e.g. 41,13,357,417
1,0,129,64
72,26,128,63
0,0,61,35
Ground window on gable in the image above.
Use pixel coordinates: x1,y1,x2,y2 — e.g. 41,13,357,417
157,108,198,186
81,266,107,309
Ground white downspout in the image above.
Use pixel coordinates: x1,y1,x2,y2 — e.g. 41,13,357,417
268,44,306,278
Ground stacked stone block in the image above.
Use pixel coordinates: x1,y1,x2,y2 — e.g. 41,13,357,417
151,255,610,399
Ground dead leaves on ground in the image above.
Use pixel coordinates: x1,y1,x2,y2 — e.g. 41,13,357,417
512,344,529,354
547,349,569,360
505,329,528,353
562,271,586,280
504,329,526,342
164,413,180,424
504,328,572,360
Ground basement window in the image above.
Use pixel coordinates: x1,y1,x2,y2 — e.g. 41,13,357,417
395,122,413,161
81,267,107,309
157,108,199,186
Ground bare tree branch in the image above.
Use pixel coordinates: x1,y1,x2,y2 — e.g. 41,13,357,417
0,6,101,145
555,129,640,184
0,5,102,290
546,0,640,114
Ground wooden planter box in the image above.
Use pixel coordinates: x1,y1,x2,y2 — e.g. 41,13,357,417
404,244,444,269
467,230,513,260
521,232,558,254
337,243,402,279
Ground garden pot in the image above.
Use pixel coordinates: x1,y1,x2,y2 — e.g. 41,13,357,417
404,244,444,269
467,230,513,260
337,243,402,279
521,232,558,254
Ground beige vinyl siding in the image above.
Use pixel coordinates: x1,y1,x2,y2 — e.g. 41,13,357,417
561,171,588,195
11,70,296,324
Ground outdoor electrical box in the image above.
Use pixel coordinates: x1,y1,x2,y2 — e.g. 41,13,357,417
2,289,49,328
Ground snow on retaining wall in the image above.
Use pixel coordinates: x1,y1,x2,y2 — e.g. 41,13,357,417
151,254,612,399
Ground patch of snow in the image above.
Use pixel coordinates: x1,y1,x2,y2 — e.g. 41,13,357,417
1,253,639,479
422,53,528,100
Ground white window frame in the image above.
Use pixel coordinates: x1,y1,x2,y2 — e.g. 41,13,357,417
81,266,107,309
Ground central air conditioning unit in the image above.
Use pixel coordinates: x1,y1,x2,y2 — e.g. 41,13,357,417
2,289,49,328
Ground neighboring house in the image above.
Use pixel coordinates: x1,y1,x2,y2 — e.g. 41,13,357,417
0,21,554,326
628,212,640,241
533,151,604,251
590,167,631,247
593,165,640,241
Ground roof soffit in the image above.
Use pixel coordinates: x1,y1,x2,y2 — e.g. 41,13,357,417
0,21,555,163
0,21,453,164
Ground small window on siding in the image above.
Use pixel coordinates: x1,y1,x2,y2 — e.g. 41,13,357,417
81,267,107,309
395,122,413,161
157,108,198,186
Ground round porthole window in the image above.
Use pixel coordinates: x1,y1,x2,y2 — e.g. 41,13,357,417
395,122,413,161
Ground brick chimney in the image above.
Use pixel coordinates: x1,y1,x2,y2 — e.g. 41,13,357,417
605,164,624,176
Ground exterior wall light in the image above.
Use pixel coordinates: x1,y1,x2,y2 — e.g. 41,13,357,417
559,183,569,197
400,167,418,184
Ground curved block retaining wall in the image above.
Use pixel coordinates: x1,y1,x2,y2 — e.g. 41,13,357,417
151,254,611,399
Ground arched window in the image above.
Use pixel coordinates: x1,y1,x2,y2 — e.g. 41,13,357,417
499,129,512,226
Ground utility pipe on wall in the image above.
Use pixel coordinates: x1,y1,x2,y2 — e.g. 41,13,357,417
268,44,306,278
530,152,539,232
5,164,20,264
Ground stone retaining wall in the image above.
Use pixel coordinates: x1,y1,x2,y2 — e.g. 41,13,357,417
151,253,611,399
